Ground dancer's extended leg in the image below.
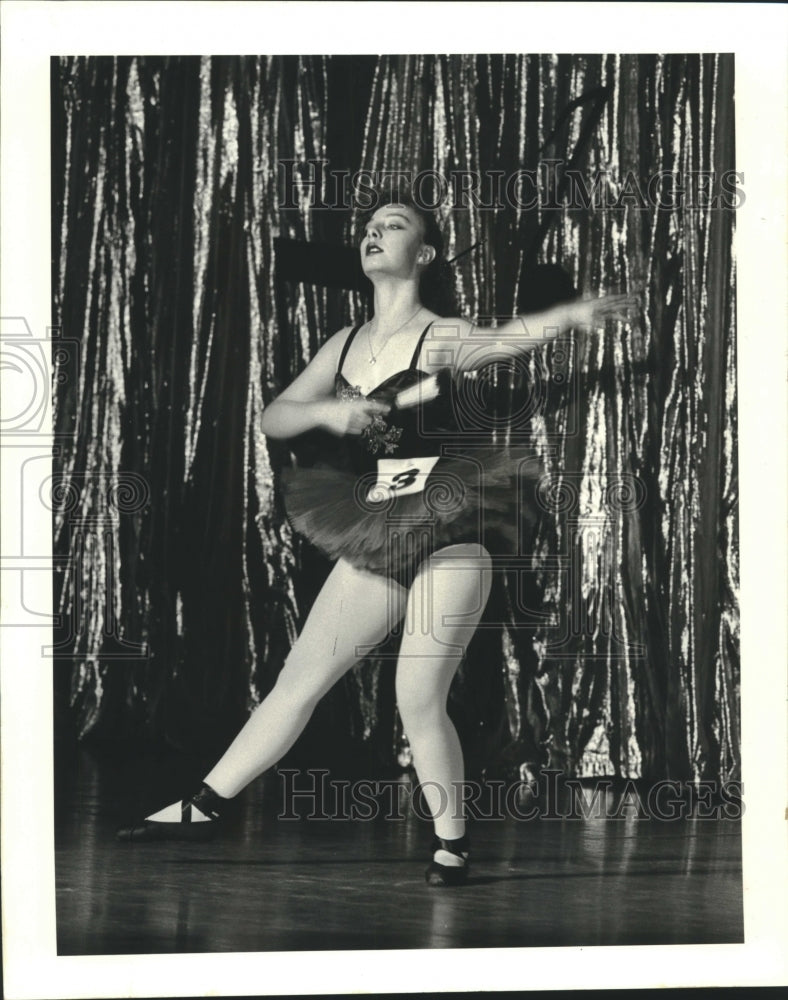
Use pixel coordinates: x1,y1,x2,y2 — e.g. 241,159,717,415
205,559,405,797
119,559,406,838
394,542,493,882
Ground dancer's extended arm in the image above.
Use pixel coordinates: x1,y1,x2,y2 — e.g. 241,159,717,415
427,291,640,372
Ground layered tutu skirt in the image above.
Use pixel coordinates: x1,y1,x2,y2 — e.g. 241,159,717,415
281,443,544,585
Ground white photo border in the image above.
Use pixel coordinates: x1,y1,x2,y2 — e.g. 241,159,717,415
1,1,786,996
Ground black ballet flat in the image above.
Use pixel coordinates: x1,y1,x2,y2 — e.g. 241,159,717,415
425,834,470,887
116,783,226,843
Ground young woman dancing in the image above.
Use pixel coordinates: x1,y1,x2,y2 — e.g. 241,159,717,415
117,191,636,886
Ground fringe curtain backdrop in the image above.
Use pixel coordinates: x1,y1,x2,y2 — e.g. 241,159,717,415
51,54,738,783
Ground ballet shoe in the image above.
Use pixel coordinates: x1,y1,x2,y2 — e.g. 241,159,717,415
116,782,227,843
425,834,470,887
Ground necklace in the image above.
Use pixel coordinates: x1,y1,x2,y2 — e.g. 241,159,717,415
365,306,423,365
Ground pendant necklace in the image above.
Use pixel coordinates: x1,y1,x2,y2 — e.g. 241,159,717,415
365,306,423,365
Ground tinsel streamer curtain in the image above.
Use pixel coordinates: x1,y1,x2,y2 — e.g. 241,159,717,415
51,54,738,782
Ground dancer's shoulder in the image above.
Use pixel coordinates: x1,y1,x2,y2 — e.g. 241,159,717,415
423,315,475,339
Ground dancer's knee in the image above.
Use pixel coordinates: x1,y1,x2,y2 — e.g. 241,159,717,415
272,641,351,710
395,679,449,734
270,667,323,714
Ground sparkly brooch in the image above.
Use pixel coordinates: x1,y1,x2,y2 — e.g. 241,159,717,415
338,383,364,402
362,416,403,455
337,383,402,454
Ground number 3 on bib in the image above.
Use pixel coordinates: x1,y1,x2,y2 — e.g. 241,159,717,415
368,456,440,500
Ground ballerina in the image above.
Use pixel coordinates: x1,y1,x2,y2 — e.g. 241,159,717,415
118,188,637,886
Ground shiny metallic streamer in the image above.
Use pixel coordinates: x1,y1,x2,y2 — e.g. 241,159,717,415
53,55,738,781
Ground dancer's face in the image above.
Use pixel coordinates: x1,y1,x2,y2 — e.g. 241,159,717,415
359,204,433,278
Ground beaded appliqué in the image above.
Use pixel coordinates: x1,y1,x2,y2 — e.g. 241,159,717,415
362,416,403,455
338,383,363,402
337,383,402,455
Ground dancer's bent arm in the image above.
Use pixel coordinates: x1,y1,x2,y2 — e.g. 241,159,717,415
260,327,390,439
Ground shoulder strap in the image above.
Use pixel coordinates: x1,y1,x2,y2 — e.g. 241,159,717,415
336,325,362,375
409,321,434,370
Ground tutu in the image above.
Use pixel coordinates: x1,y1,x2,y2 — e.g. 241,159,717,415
280,328,544,586
281,444,542,583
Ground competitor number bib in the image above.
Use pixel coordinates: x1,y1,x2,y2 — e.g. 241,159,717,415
368,456,441,501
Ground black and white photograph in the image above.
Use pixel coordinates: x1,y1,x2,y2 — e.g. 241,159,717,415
1,2,786,996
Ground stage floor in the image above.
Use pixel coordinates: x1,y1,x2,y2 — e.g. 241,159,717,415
55,745,744,954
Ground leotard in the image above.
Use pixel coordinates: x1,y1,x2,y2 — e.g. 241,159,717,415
281,323,542,587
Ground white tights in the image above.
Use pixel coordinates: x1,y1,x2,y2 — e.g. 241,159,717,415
154,543,493,840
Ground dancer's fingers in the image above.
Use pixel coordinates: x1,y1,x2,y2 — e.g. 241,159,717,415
598,292,638,309
365,400,391,416
593,292,642,320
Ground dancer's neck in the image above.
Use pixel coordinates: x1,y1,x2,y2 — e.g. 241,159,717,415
370,280,423,335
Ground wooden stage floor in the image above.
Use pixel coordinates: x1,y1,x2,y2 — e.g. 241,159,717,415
55,745,744,954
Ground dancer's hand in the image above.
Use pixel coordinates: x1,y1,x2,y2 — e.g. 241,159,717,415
565,290,641,329
321,398,391,437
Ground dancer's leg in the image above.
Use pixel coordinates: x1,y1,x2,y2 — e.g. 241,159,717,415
395,542,492,854
140,559,406,824
204,559,406,797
